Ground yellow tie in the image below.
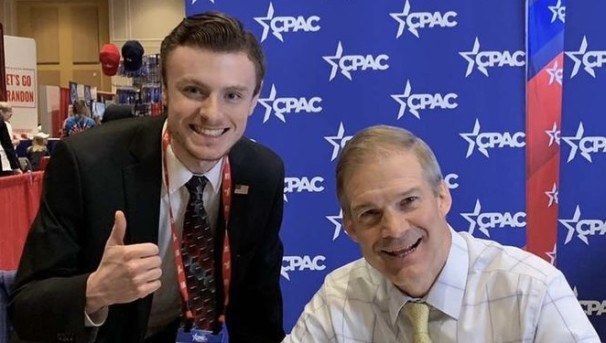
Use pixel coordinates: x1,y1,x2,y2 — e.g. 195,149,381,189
404,302,432,343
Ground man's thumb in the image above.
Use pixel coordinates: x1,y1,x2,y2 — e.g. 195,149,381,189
107,210,127,246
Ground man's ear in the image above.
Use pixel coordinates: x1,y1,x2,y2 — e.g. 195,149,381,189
343,216,359,243
437,181,452,217
248,81,263,116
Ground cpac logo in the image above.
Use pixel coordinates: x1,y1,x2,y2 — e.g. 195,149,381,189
574,287,606,316
548,0,566,24
284,177,325,194
258,84,322,123
460,119,525,158
390,0,457,38
444,173,460,190
190,0,214,5
281,255,326,281
559,206,606,245
254,3,320,43
566,36,606,78
461,199,526,237
459,37,525,77
391,80,458,119
545,122,561,147
546,60,563,86
561,122,606,162
325,122,353,161
323,42,389,81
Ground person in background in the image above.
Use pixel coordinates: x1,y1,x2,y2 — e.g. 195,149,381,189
10,11,285,343
63,99,96,137
285,125,599,343
0,102,20,148
0,114,21,176
26,132,50,171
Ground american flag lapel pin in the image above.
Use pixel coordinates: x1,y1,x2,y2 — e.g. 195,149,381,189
234,184,249,195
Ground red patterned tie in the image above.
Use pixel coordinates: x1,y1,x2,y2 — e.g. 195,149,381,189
182,176,217,330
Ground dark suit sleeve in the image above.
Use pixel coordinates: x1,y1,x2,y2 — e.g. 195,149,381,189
9,140,96,343
0,120,19,170
227,156,286,343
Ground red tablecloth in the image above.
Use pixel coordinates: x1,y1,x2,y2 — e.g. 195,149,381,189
0,172,44,270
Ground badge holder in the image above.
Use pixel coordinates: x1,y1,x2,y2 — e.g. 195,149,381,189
176,322,229,343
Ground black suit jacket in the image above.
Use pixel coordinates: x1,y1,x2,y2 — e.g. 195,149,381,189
9,115,286,343
0,119,19,171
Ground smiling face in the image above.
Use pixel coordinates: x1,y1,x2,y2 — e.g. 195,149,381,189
343,150,452,297
164,46,259,173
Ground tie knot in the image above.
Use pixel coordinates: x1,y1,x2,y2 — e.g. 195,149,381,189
185,175,208,198
404,302,431,343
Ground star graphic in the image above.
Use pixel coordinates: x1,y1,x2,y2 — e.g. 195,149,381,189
565,36,589,78
548,0,565,23
460,199,490,237
323,42,347,81
460,119,488,158
545,183,559,207
326,210,345,241
545,122,560,146
546,244,557,265
324,122,351,161
546,60,563,86
390,0,417,38
391,80,419,119
258,84,286,123
561,122,586,162
459,37,486,77
559,205,586,244
254,3,277,42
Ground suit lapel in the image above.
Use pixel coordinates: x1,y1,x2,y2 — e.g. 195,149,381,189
122,117,164,245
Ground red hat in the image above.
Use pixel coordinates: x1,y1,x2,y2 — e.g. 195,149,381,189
99,43,120,76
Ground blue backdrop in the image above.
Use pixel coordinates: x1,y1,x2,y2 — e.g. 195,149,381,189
184,0,605,337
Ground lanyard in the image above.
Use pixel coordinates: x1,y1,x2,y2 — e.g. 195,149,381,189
161,130,232,324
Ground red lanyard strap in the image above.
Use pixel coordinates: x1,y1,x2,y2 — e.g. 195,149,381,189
162,130,232,323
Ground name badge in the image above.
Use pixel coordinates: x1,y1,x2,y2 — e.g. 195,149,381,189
176,323,228,343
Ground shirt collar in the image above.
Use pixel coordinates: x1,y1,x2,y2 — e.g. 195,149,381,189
387,225,469,324
162,121,223,196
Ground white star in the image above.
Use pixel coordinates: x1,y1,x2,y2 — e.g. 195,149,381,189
565,36,589,78
390,0,416,38
326,210,345,241
254,3,278,42
258,84,286,123
545,122,560,146
559,206,586,244
324,122,351,161
391,80,419,119
548,0,565,23
460,119,488,158
546,60,563,86
323,42,347,81
546,244,557,265
459,37,486,77
460,199,490,237
545,183,559,207
561,122,586,162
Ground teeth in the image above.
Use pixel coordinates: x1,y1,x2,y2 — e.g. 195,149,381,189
193,126,223,137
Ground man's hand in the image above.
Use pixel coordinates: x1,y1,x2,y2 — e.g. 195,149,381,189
85,210,162,315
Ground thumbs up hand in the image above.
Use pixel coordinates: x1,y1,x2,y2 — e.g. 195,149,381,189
85,211,162,315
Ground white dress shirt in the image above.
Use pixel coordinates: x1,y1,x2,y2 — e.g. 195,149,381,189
284,227,600,343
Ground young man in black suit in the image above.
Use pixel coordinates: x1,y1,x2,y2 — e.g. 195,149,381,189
9,12,285,343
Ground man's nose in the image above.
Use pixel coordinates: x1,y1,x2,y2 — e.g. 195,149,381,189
380,209,410,238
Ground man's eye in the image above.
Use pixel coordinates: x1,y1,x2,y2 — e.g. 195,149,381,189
401,196,418,207
183,86,202,96
225,93,242,101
